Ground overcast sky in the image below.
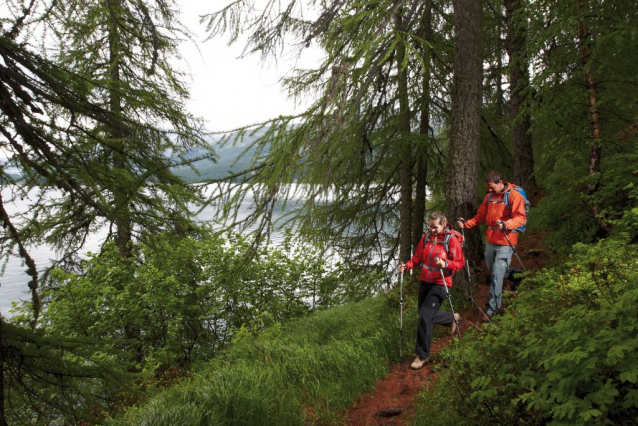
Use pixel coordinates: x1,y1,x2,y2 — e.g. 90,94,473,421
178,1,323,132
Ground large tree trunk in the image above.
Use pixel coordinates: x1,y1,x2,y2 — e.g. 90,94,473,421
505,0,537,195
396,10,413,263
447,0,484,297
577,0,607,234
412,0,433,250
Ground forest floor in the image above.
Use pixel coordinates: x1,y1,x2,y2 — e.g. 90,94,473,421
342,232,548,425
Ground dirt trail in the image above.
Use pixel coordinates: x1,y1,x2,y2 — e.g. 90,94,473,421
343,233,547,425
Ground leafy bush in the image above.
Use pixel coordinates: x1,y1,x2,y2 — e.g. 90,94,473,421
13,232,384,374
415,238,638,425
109,295,407,425
612,179,638,244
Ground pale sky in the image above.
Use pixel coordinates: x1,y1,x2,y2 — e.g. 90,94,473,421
178,1,323,132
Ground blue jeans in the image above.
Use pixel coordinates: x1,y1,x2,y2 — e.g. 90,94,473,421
484,242,514,316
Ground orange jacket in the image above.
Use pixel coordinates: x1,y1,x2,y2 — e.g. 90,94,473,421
405,228,464,287
464,182,527,246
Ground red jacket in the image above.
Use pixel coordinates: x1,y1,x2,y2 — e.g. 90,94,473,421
464,182,527,246
405,228,464,287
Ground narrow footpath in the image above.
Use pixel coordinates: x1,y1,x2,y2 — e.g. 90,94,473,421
343,233,547,425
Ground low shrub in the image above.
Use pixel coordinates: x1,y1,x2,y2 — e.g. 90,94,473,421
415,237,638,425
12,232,385,375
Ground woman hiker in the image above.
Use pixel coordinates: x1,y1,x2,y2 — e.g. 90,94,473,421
399,211,464,370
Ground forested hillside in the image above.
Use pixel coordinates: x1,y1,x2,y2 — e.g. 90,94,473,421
172,128,270,182
0,0,636,424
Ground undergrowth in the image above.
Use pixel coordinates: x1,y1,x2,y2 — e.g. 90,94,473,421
110,294,415,425
415,237,638,425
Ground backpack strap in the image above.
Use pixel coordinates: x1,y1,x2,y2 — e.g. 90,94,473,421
504,185,516,210
423,232,431,250
443,232,463,259
442,232,453,254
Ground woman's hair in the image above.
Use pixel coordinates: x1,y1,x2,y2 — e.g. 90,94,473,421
428,211,448,227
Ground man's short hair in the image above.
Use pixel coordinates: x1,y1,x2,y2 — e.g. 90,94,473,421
484,171,502,183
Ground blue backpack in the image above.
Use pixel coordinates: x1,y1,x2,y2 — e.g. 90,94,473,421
488,184,530,233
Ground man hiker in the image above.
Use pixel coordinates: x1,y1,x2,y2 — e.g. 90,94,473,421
457,170,526,322
399,212,463,370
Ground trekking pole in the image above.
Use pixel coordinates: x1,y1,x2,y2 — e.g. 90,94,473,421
496,221,526,271
457,218,489,320
457,218,473,283
457,218,497,327
435,258,461,338
399,267,404,358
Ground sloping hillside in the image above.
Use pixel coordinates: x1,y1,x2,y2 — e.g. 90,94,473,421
172,128,270,182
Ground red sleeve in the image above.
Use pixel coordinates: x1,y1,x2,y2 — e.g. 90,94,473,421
405,234,425,271
464,194,489,229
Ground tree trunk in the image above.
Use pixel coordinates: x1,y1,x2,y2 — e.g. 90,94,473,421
108,0,133,258
108,0,141,364
496,47,504,118
577,0,606,233
505,0,537,195
0,319,7,426
447,0,484,297
413,0,433,250
413,152,427,248
396,10,413,263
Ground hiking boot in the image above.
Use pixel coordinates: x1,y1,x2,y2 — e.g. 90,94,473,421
410,356,428,370
449,313,461,335
480,313,492,324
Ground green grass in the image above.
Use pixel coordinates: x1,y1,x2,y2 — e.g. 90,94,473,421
110,294,414,425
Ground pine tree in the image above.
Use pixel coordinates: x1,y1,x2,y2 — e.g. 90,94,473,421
479,0,512,174
203,0,458,274
48,0,214,257
0,1,212,321
412,0,434,250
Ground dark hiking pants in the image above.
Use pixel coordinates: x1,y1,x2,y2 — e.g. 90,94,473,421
416,281,454,359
